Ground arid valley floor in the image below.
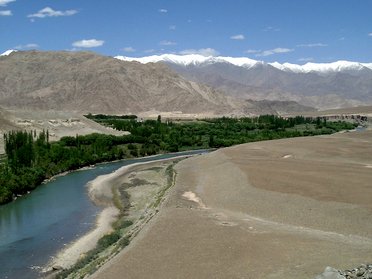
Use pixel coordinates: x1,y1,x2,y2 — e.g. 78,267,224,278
88,129,372,279
2,4,372,277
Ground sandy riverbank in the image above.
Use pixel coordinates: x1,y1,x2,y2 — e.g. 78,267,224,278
44,155,193,275
46,206,119,271
90,130,372,279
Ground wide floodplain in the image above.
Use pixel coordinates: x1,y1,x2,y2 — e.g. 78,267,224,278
91,129,372,279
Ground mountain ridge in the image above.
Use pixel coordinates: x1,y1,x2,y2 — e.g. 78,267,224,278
115,54,372,73
0,50,314,116
4,51,372,73
116,54,372,110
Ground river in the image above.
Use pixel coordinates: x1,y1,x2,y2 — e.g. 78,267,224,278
0,150,208,279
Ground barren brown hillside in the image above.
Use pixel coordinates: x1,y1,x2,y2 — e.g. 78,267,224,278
0,51,241,114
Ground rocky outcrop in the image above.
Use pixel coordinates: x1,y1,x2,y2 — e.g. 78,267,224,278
316,264,372,279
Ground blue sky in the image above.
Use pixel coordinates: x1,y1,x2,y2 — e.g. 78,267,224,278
1,0,372,63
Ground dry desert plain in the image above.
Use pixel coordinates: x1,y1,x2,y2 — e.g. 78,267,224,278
90,129,372,279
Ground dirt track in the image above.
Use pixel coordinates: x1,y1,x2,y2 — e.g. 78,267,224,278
91,130,372,279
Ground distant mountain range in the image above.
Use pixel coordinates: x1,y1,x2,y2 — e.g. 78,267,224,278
0,51,313,116
116,54,372,110
115,54,372,73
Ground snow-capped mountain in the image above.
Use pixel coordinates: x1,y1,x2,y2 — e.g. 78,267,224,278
116,54,372,110
2,50,371,110
0,50,17,56
269,61,372,73
3,50,369,73
115,54,372,74
116,54,263,69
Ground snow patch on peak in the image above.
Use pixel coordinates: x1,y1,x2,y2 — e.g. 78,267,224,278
268,62,283,70
1,49,17,56
115,54,261,68
162,54,212,66
301,61,366,73
361,63,372,70
270,60,371,73
115,54,212,66
215,56,261,68
269,62,303,72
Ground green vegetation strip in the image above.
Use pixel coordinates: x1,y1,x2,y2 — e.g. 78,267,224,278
56,221,132,279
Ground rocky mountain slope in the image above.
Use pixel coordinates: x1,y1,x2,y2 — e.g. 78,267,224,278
0,51,313,116
117,54,372,110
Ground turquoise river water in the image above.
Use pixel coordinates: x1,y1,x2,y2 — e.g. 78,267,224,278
0,150,207,279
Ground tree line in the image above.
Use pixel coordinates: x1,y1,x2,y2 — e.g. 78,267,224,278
91,114,355,150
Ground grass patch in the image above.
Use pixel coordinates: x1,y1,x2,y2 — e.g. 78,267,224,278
115,187,130,213
130,178,151,187
56,220,133,279
151,161,178,208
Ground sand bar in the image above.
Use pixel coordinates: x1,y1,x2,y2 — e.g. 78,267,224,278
44,154,194,274
91,130,372,279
